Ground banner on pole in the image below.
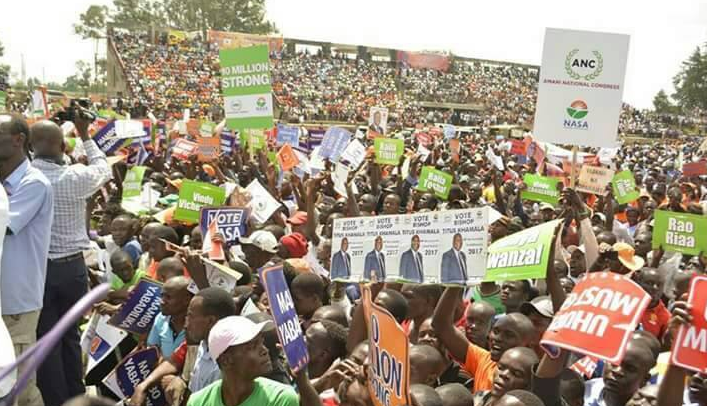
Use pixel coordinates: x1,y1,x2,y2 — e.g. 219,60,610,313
220,45,273,130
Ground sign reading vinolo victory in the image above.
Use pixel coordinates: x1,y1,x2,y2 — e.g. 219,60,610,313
533,28,630,148
330,208,488,285
220,45,273,130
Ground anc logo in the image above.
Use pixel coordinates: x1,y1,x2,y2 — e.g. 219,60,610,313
256,97,267,108
565,49,603,81
566,100,588,119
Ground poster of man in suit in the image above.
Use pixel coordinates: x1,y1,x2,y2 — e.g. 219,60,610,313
399,235,424,282
440,233,468,284
368,107,388,135
364,236,386,280
330,237,351,280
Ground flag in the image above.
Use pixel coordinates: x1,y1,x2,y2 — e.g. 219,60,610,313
29,88,49,118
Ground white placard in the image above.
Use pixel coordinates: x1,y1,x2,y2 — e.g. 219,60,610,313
533,28,629,148
330,208,489,285
339,139,367,170
114,120,145,140
245,179,280,223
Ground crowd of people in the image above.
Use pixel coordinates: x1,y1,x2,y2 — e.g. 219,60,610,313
1,89,707,406
105,29,704,136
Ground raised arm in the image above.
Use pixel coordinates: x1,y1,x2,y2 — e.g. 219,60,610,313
431,287,469,362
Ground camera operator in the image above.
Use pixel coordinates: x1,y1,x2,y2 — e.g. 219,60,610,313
30,103,111,406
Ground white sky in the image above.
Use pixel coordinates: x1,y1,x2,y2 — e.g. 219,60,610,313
1,0,706,109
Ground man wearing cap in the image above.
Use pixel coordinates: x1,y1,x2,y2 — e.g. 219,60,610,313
520,296,554,357
608,242,645,275
240,230,279,269
330,237,351,279
187,316,299,406
539,203,555,222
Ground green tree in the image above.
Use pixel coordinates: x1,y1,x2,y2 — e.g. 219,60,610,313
652,89,675,114
0,39,9,88
672,46,707,111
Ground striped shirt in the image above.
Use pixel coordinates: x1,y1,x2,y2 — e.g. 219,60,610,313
32,140,111,259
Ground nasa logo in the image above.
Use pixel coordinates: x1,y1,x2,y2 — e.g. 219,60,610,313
563,100,589,131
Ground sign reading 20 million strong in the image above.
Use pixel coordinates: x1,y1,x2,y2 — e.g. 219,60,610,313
533,28,630,148
220,45,274,130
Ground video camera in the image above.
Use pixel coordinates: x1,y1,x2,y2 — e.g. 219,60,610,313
54,98,96,124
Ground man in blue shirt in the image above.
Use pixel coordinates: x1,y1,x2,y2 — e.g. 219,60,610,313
147,276,192,358
0,114,53,406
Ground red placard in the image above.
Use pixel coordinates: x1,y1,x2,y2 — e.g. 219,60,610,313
197,136,221,162
670,275,707,372
540,272,651,364
510,139,527,156
277,143,300,172
682,161,707,177
416,132,432,147
172,139,199,160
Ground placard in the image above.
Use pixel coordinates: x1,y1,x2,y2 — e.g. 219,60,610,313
197,136,220,162
320,127,352,160
122,166,147,199
540,272,650,363
276,124,299,147
612,170,640,204
199,207,249,247
102,347,167,406
670,275,707,373
108,279,163,335
259,265,309,373
510,139,527,156
339,139,367,170
277,143,299,171
220,45,274,130
417,166,453,200
682,161,707,177
576,165,615,196
533,28,630,148
652,210,707,256
368,107,389,135
374,138,404,166
521,174,560,205
174,180,227,224
80,312,128,375
362,285,410,406
484,220,561,282
330,208,488,285
171,139,199,161
245,179,280,223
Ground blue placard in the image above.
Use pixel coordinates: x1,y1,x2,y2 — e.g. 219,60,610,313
92,121,126,154
319,127,351,160
221,130,236,155
199,207,249,247
108,279,162,335
443,124,455,139
276,124,300,148
113,347,167,405
259,265,310,372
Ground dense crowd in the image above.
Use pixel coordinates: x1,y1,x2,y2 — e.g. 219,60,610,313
2,93,707,406
105,30,706,135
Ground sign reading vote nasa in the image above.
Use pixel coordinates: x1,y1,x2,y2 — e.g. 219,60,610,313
533,28,630,148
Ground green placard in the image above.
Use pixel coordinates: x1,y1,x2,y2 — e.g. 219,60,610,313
652,210,707,256
612,171,640,204
248,129,266,153
374,138,404,165
199,120,215,137
521,174,560,205
417,166,453,200
122,166,147,199
0,91,6,112
174,180,227,224
484,219,562,282
220,45,273,130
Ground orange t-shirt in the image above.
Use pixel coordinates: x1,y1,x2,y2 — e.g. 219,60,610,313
463,343,497,392
145,259,191,280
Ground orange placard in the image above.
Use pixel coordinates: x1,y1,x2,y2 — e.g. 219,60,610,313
449,138,460,163
540,272,651,364
670,275,707,373
362,285,410,406
277,144,299,171
186,119,200,137
197,136,221,162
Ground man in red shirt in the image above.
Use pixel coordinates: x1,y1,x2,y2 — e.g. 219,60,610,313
635,267,670,339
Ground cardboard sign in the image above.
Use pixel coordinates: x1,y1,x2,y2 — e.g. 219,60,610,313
339,139,367,170
374,138,404,166
122,166,147,199
102,347,167,406
682,161,707,177
320,127,352,160
199,207,248,247
576,165,615,196
484,220,561,282
246,128,266,153
80,312,128,375
171,139,198,160
652,210,707,256
220,130,237,155
510,139,527,156
416,131,432,147
277,143,299,171
330,208,488,285
220,45,274,130
570,355,599,379
197,136,220,162
521,174,560,205
114,120,146,140
417,166,453,200
108,279,163,335
92,121,127,154
203,257,243,293
202,218,225,260
670,275,707,373
540,272,651,363
174,180,227,224
449,138,461,163
276,124,299,147
368,107,389,135
612,170,640,204
259,265,309,373
245,179,280,223
362,285,410,406
443,124,455,140
533,28,630,148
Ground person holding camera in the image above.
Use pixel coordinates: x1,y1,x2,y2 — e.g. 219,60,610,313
30,106,111,406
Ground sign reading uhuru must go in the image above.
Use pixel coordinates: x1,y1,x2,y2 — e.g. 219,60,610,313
653,210,707,256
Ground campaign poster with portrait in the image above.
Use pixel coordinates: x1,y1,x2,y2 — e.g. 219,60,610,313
368,107,389,136
330,208,488,285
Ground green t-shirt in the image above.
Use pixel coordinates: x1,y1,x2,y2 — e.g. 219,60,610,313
471,286,506,315
110,269,146,290
187,377,299,406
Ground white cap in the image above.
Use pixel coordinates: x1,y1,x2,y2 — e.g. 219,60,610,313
208,316,271,361
239,230,279,253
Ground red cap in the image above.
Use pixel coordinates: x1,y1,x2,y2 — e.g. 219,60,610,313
287,211,308,226
280,232,308,258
